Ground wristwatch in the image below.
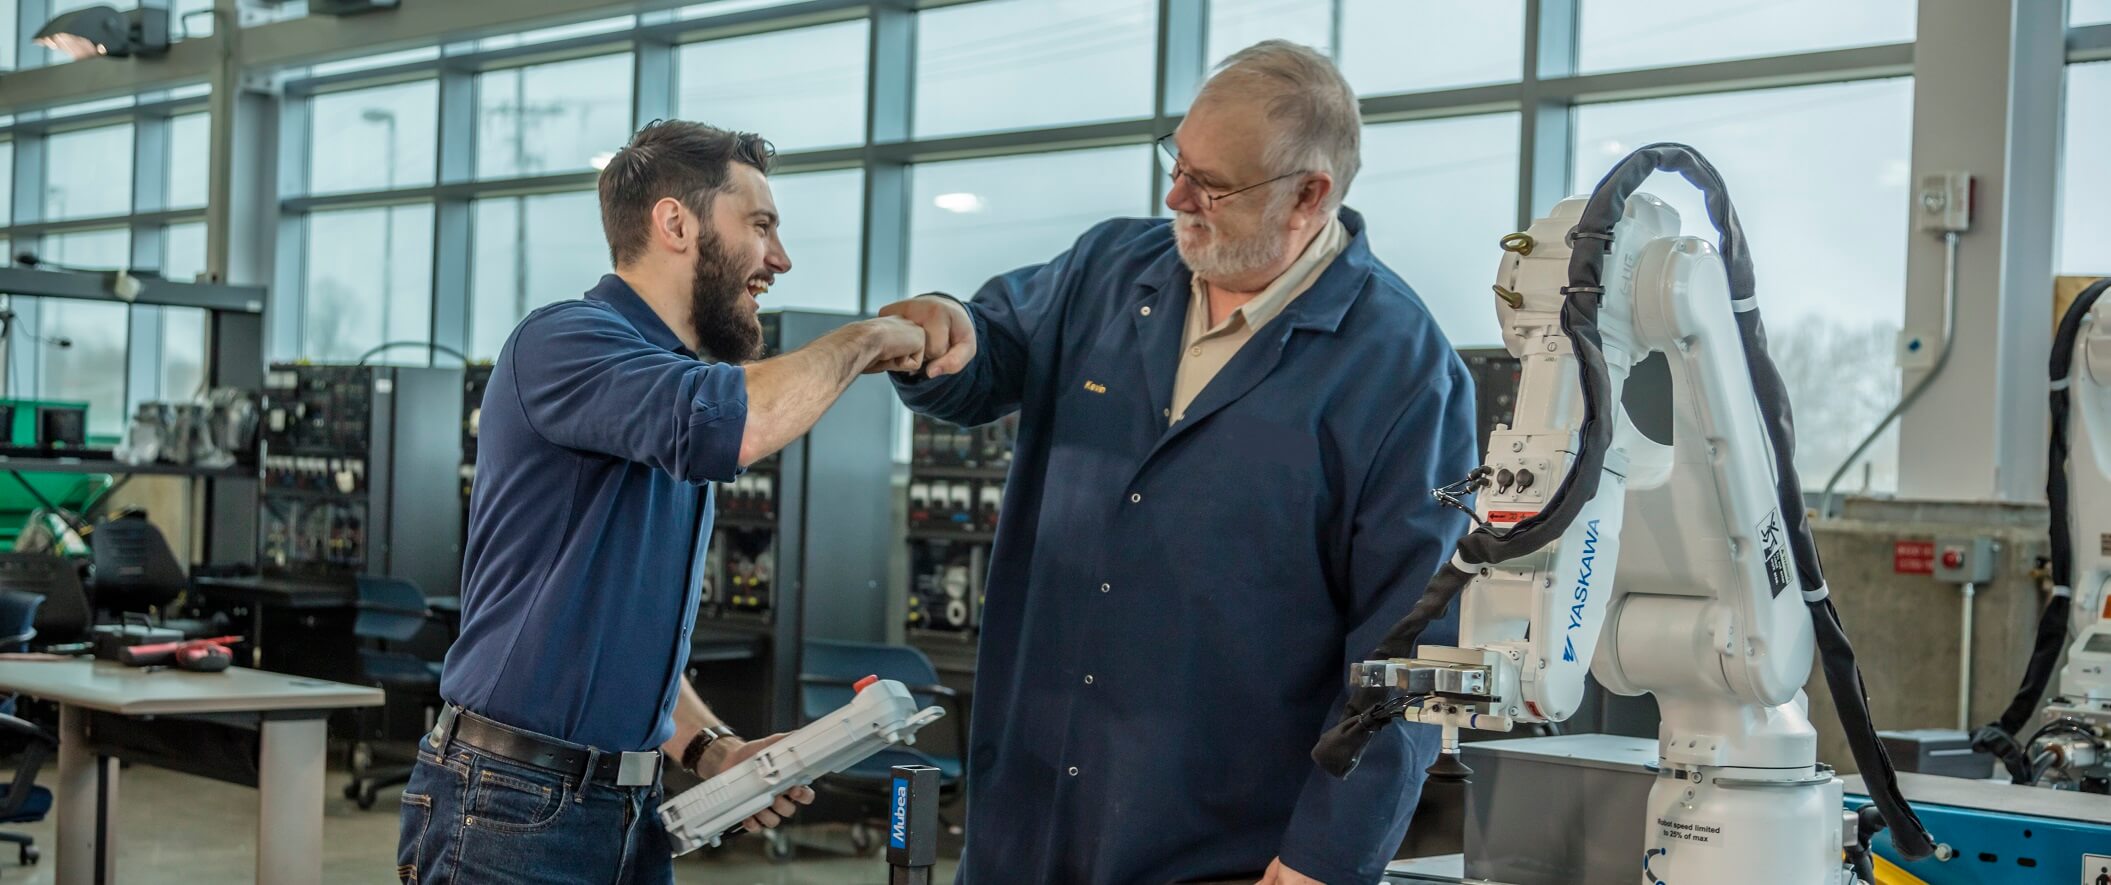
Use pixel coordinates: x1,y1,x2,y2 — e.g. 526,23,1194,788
681,725,738,775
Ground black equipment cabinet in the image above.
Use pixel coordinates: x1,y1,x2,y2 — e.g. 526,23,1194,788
258,364,465,597
690,311,895,733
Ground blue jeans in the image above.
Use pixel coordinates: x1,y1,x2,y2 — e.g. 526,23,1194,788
395,735,673,884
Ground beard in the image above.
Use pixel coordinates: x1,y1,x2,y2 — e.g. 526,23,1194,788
688,228,766,364
1173,190,1295,283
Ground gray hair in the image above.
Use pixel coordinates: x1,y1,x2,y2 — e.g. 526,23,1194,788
1198,39,1361,209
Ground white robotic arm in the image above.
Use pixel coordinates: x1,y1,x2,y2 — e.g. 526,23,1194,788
1972,276,2111,791
1315,144,1934,885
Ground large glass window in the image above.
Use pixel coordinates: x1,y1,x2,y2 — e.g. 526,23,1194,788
2061,62,2110,276
44,124,135,220
1577,0,1915,74
40,301,130,436
1571,78,1915,491
476,15,634,52
1207,0,1332,70
677,20,869,152
167,112,211,209
173,0,214,39
1355,113,1521,348
477,54,635,179
309,47,442,78
0,141,12,225
907,145,1153,296
762,168,864,313
915,0,1156,138
302,205,436,363
468,191,604,360
309,81,438,194
0,0,14,72
163,221,207,282
161,307,209,402
2077,0,2111,27
1341,0,1524,95
41,227,130,267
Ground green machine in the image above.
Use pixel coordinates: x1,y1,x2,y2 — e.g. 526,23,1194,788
0,398,92,452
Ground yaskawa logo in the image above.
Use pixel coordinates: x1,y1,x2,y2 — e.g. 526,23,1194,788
1560,519,1602,663
890,778,909,849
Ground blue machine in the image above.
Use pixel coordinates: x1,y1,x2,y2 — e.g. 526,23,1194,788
1847,772,2111,884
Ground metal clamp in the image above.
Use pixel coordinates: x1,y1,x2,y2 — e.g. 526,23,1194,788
1352,660,1491,698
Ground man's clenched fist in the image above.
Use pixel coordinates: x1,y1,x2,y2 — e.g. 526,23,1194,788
878,294,977,379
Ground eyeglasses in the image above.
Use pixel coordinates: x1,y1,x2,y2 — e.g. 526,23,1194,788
1156,134,1304,210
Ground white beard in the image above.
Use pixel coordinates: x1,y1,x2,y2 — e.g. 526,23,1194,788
1173,194,1294,283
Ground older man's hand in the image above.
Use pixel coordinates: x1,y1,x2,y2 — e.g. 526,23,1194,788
878,294,977,378
1257,857,1324,885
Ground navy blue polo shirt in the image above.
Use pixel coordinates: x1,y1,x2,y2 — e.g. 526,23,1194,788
439,274,748,752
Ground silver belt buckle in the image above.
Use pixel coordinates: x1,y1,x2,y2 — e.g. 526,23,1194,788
616,750,661,787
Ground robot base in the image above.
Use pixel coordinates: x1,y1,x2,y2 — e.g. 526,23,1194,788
1642,764,1849,885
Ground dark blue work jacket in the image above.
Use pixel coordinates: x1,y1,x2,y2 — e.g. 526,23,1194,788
894,209,1477,885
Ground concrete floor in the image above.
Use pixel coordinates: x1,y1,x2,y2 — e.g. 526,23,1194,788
0,763,955,885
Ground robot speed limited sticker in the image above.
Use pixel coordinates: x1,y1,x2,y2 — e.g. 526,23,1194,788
1655,816,1728,851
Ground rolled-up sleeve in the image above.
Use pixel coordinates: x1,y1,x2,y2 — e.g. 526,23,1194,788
506,302,747,484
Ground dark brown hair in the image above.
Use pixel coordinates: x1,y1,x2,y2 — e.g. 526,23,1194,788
598,120,774,267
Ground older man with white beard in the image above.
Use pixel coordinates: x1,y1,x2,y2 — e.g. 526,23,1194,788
878,41,1478,885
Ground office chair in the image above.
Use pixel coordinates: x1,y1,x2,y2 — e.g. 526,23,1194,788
0,554,90,649
0,590,39,653
0,589,42,722
789,639,968,860
344,576,447,810
0,713,53,867
86,514,210,637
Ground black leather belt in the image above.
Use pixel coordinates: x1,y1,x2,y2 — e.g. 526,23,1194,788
430,705,662,787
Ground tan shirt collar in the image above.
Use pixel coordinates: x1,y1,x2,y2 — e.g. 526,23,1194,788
1186,214,1348,341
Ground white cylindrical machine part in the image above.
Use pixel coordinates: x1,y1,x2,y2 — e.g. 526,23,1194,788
1641,770,1850,885
1957,582,1975,731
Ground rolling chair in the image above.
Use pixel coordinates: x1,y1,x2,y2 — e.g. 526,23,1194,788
86,514,214,638
0,587,51,870
0,589,41,720
344,576,447,810
0,713,53,869
0,590,39,653
790,639,968,860
0,554,90,650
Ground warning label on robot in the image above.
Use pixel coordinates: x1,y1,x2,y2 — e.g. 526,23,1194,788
2083,853,2110,885
1656,817,1727,851
1758,510,1791,596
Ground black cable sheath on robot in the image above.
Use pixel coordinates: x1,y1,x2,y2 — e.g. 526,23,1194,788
1312,564,1473,777
1568,142,1934,861
1972,277,2109,774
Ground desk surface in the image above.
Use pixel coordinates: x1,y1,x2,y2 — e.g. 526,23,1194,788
0,659,381,716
